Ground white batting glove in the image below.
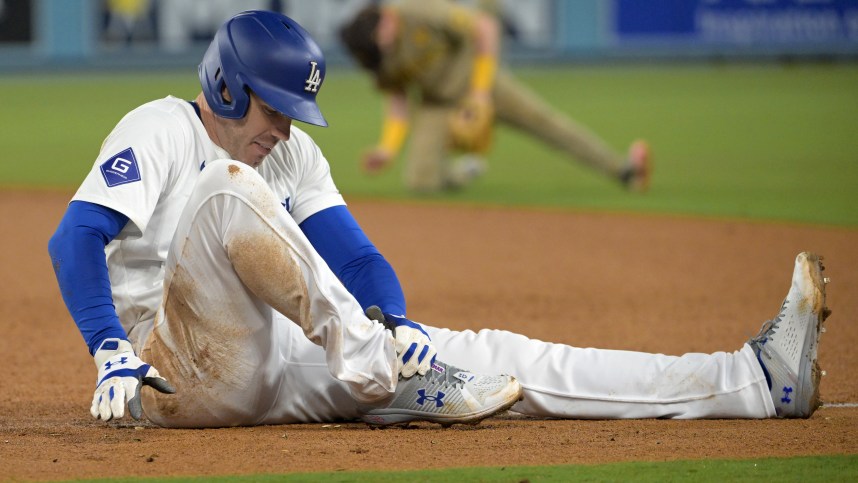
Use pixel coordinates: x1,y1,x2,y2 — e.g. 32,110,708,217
91,338,175,421
366,306,437,378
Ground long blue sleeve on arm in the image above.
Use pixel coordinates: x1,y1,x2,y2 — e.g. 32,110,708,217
48,201,129,355
299,205,406,316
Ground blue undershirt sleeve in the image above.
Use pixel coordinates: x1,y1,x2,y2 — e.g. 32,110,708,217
299,205,406,316
48,201,129,355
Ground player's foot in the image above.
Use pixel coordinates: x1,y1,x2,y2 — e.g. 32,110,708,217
619,139,651,193
360,359,523,427
748,252,831,418
445,154,488,190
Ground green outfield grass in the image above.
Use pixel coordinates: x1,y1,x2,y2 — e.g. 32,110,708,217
68,454,858,482
3,63,856,226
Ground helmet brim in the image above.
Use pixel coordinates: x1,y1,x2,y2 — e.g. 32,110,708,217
252,81,328,128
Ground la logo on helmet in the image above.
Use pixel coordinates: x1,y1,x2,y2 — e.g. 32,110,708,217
305,61,322,93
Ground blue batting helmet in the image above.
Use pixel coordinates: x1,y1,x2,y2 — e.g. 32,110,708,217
199,10,328,126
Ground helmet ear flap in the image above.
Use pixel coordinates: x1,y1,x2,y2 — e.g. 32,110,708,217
221,71,251,118
199,45,250,119
213,67,229,105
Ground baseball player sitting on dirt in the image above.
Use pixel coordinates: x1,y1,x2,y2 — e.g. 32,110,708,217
49,10,830,429
338,0,651,193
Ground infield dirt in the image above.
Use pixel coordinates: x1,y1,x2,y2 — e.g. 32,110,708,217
1,190,856,481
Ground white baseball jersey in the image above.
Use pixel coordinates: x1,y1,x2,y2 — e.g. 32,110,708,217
72,96,345,340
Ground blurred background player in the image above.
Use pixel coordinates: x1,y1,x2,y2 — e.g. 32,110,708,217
339,0,651,193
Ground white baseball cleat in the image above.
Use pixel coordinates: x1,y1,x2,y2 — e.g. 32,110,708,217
446,154,488,190
749,252,831,418
360,359,523,427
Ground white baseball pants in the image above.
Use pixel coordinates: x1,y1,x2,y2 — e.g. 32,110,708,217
137,160,775,428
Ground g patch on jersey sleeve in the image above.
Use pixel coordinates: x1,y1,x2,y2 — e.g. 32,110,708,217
100,148,141,187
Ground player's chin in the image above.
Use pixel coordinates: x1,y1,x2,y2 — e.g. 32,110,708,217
235,157,263,168
240,151,267,168
248,143,272,165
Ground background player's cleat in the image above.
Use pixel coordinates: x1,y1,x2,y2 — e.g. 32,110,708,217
360,359,523,427
748,252,830,418
620,139,651,193
446,154,488,190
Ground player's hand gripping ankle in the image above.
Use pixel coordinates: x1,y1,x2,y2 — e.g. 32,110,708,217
91,338,175,421
366,306,437,378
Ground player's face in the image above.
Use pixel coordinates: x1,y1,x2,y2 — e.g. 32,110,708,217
216,93,293,168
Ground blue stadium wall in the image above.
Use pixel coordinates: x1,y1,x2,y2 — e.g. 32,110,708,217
1,0,856,72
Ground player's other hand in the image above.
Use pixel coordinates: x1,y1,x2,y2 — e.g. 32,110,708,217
361,147,394,174
366,306,437,378
91,338,175,421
